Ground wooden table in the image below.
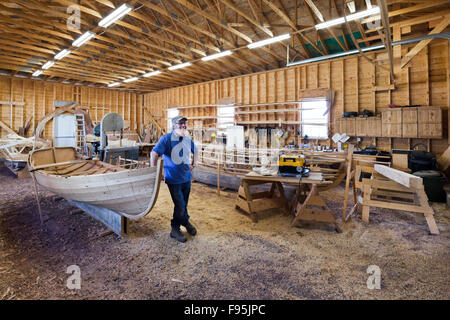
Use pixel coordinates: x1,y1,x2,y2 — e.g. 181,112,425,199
235,172,342,232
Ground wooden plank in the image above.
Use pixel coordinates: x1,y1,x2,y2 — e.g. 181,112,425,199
392,152,409,169
342,144,354,221
0,101,25,106
362,178,412,192
236,196,251,213
402,108,418,138
437,146,450,171
294,209,337,223
365,198,432,214
52,161,91,175
30,160,88,172
0,120,18,135
250,198,284,213
374,164,423,189
68,200,127,237
372,189,415,201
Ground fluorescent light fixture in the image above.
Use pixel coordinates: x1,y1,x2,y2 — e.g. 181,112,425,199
201,50,233,61
54,49,72,60
123,77,139,83
143,70,162,77
315,6,380,29
288,43,385,66
108,82,121,87
98,4,133,28
32,70,43,77
168,62,192,71
42,61,55,69
247,34,291,49
72,31,96,47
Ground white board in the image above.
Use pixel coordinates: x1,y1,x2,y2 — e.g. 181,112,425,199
53,115,76,147
226,126,244,149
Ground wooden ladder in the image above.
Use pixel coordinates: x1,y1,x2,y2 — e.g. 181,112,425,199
75,113,87,155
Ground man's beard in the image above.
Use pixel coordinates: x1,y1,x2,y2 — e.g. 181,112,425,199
174,128,186,137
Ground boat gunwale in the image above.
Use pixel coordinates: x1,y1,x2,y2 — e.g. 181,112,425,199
34,162,155,179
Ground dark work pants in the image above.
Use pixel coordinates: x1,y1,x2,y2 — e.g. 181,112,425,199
167,181,191,229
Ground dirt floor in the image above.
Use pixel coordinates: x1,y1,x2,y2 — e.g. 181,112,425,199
0,165,449,300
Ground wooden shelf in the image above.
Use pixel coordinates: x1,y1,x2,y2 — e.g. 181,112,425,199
236,120,327,125
236,108,299,115
235,101,301,108
186,116,218,120
167,104,229,110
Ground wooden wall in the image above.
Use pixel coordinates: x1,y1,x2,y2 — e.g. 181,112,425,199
2,40,448,155
0,77,142,140
142,39,450,155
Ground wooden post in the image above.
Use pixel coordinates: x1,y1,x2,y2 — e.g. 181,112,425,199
32,81,36,135
10,78,13,129
21,79,24,130
217,155,221,196
342,144,355,222
361,181,370,223
31,173,44,224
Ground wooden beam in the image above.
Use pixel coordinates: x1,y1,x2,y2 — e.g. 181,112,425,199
0,101,25,106
0,120,17,135
218,0,273,37
377,0,395,83
400,17,450,68
374,164,423,189
304,0,324,22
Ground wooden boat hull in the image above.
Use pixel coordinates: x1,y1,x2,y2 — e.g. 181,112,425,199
193,165,242,191
29,147,162,219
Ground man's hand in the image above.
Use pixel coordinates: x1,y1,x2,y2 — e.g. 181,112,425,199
150,150,159,167
190,164,194,172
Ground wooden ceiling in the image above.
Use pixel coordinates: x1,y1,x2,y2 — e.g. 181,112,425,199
0,0,449,93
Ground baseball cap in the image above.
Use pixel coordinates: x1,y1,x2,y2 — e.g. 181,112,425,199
172,115,187,126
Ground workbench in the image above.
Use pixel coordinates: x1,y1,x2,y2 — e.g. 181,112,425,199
235,172,342,232
138,143,155,159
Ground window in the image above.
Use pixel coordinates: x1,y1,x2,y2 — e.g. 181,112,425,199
300,99,328,139
217,105,235,133
167,108,179,131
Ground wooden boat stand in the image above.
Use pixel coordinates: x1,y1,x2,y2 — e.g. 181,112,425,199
235,176,289,222
68,200,128,237
4,161,30,178
359,179,439,235
31,172,44,224
290,183,343,233
350,164,439,235
235,174,341,232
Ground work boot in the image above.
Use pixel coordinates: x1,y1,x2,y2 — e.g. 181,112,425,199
170,227,187,243
184,221,197,236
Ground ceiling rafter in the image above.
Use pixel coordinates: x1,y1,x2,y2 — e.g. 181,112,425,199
0,0,448,91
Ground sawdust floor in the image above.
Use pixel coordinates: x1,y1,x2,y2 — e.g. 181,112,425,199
0,165,449,300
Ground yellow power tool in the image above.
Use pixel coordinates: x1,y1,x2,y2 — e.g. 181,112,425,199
278,155,309,177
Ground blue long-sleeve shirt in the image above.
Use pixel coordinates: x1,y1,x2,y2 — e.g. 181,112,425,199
153,131,198,184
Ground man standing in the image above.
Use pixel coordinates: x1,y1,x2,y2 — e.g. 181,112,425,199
151,116,198,243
